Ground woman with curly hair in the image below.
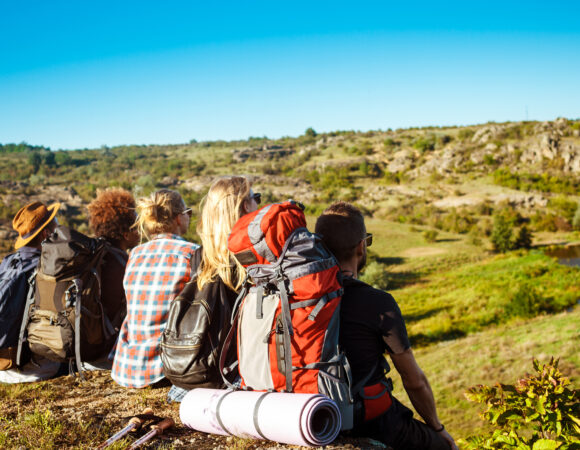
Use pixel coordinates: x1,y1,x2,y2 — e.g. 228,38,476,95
112,189,198,388
87,188,139,363
167,175,260,401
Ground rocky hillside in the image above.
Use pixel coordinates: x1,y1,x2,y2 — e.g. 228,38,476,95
1,118,579,256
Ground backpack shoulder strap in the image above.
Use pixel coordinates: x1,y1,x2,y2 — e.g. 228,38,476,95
218,281,249,389
16,269,37,366
107,246,129,268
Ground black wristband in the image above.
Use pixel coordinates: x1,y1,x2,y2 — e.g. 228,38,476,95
433,424,444,432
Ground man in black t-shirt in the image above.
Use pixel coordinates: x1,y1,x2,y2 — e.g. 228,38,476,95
316,202,457,450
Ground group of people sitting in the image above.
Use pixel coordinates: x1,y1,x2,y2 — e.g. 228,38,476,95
0,175,457,449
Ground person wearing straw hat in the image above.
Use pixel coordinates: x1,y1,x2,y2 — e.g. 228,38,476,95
0,201,62,383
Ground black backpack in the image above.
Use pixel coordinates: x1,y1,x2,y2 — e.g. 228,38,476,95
0,251,38,369
17,226,123,377
160,250,238,390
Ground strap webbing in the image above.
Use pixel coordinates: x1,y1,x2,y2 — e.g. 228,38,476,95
255,285,264,319
252,392,271,440
219,309,239,390
277,274,293,392
16,270,37,366
73,278,86,381
308,288,343,321
215,390,236,435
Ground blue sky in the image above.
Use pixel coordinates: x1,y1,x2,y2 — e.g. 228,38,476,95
1,1,579,150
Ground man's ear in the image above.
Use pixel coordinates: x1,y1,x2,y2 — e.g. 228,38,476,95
240,200,249,215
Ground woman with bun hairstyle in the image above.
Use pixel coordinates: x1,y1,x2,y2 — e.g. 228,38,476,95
167,175,260,401
112,189,198,388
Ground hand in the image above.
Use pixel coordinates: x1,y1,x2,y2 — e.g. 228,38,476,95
439,428,458,450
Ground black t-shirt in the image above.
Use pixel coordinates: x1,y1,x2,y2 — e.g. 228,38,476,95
340,277,411,386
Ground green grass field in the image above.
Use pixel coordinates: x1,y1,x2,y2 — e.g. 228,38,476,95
393,308,580,440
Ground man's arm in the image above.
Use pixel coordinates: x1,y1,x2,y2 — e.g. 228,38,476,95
390,348,458,450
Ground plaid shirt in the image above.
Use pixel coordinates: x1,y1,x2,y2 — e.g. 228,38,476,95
111,234,199,388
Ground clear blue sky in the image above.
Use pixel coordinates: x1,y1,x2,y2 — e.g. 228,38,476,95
1,1,579,150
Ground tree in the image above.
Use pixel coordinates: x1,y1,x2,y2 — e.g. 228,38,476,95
305,127,317,138
514,226,533,249
44,152,56,167
491,214,514,253
28,152,42,173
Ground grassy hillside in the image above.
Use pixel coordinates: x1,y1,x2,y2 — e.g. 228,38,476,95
397,308,580,439
0,119,579,447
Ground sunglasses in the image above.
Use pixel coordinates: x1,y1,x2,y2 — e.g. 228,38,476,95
181,208,193,218
362,233,373,247
251,192,261,205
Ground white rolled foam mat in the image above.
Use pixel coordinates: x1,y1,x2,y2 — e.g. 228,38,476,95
180,388,341,447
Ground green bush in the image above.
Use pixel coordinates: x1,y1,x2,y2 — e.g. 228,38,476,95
573,204,580,230
304,127,317,138
504,283,549,318
461,358,580,450
423,230,439,243
413,134,437,152
383,138,399,150
483,154,497,165
359,261,390,290
491,214,515,253
514,225,533,249
458,128,475,140
549,196,578,223
493,169,580,194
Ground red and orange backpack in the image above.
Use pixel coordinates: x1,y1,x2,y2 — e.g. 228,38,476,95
222,200,355,430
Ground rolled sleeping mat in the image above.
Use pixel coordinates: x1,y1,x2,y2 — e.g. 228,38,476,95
180,388,341,447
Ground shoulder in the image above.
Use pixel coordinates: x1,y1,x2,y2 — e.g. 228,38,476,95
344,277,396,301
343,277,400,310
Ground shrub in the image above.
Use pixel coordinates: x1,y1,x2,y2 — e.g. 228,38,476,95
438,134,452,146
383,138,399,150
359,261,390,290
304,127,317,138
491,214,515,253
573,203,580,230
458,128,475,140
413,135,436,152
505,282,548,318
483,154,497,165
461,358,580,450
423,230,439,243
514,226,533,249
549,196,578,223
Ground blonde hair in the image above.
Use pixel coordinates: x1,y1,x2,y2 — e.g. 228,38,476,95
135,189,185,240
197,176,251,291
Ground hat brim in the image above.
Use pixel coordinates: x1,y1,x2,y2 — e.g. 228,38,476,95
14,203,60,250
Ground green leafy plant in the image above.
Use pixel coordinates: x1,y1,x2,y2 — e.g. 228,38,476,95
461,358,580,449
423,229,439,243
491,214,515,253
359,261,390,290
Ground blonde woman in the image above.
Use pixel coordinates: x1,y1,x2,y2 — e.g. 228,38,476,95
167,176,259,401
112,189,199,388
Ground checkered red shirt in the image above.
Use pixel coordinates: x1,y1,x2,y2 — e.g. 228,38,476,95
111,234,199,388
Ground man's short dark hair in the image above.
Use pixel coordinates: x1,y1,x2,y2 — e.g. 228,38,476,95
315,201,366,263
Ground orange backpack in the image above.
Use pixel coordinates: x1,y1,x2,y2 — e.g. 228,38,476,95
223,200,355,430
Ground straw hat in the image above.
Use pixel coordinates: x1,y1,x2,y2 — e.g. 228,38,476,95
13,201,60,249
